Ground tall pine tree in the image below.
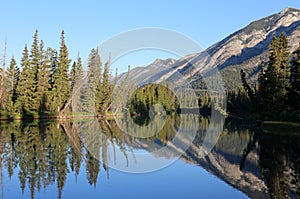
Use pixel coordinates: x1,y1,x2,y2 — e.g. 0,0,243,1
29,29,40,110
258,33,291,119
290,37,300,111
36,43,52,112
82,48,101,113
70,53,83,90
16,44,36,112
50,30,71,113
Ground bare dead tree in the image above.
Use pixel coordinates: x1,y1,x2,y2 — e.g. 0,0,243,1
0,40,7,109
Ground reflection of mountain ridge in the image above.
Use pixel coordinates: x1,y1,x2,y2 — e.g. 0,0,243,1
131,127,267,199
123,118,268,198
131,122,300,199
181,144,268,199
0,118,299,198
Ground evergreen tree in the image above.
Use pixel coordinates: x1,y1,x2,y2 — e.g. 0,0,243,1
69,54,83,113
5,56,20,113
29,29,40,110
258,33,291,119
240,69,254,101
15,30,42,112
48,49,58,112
50,30,71,112
96,62,112,114
290,38,300,112
277,33,291,97
82,48,101,113
70,53,83,90
16,45,36,112
49,49,58,85
36,44,52,112
58,30,71,105
70,61,77,89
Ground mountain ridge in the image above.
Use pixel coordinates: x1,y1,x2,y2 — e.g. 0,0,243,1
122,7,300,90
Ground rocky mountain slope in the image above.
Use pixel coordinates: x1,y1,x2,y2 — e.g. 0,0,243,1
125,7,300,90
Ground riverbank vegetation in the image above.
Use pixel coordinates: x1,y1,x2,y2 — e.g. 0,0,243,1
227,32,300,122
0,30,299,122
250,32,300,121
0,30,115,120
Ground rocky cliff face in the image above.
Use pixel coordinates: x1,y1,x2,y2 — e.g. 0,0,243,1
205,7,300,68
126,8,300,90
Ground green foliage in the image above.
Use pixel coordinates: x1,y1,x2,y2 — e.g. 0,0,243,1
96,62,114,114
226,88,252,118
237,32,300,121
5,56,20,113
129,83,179,124
29,29,40,110
16,44,36,112
290,37,300,111
49,30,71,112
198,91,211,111
257,33,292,120
0,29,119,119
70,54,83,91
36,44,52,112
240,69,254,101
81,48,102,113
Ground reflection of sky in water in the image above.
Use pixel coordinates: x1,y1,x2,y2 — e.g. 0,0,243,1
105,141,177,173
3,158,248,199
0,118,249,199
4,119,299,198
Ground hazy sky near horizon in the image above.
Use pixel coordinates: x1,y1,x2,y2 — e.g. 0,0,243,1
1,0,300,72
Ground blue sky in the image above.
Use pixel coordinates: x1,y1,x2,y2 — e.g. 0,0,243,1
1,0,300,72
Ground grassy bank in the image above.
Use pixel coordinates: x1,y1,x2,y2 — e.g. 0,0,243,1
262,121,300,135
0,110,101,121
0,110,58,121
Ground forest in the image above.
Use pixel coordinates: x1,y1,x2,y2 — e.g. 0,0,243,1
198,32,300,122
0,30,300,122
0,30,115,119
240,32,300,121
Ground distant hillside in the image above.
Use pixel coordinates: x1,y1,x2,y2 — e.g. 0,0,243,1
122,7,300,91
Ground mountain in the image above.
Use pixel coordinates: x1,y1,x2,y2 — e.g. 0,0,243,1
124,7,300,90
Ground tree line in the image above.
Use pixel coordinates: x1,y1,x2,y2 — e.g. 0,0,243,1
129,83,179,122
0,30,115,119
239,32,300,121
1,30,299,121
196,32,300,122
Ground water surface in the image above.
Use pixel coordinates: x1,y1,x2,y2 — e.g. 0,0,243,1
0,117,299,199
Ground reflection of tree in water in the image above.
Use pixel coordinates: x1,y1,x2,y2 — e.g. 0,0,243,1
63,121,82,182
240,128,300,198
4,117,299,199
259,133,300,198
0,121,80,199
6,122,70,199
0,126,9,198
0,116,181,199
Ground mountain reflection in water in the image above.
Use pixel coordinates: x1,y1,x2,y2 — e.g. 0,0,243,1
0,116,299,199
